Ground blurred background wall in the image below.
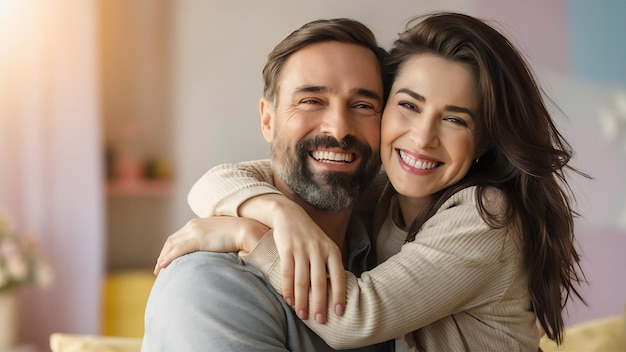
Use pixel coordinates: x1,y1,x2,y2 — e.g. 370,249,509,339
0,1,104,350
0,0,624,349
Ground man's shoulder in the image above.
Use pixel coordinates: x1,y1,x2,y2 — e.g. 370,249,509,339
147,251,286,330
170,251,242,269
144,253,291,351
158,251,264,287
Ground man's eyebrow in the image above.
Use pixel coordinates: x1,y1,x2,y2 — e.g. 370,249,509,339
352,88,382,103
396,88,475,119
294,85,328,94
294,85,382,105
295,86,381,100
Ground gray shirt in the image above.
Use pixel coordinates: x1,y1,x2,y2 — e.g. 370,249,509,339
142,216,392,351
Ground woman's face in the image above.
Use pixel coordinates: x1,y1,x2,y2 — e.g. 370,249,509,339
381,54,479,201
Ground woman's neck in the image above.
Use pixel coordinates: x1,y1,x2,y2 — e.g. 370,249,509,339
395,194,432,231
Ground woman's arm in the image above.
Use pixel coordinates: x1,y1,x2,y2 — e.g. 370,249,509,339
243,188,521,349
187,159,386,221
165,159,384,322
187,160,279,218
155,216,270,274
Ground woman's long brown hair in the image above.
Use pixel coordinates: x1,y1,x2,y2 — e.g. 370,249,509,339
385,12,589,344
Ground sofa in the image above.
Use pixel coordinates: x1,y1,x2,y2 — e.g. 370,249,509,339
49,333,141,352
50,270,624,352
539,312,625,351
51,312,624,352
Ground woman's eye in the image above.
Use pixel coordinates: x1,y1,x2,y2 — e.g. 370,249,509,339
444,116,468,127
399,101,418,111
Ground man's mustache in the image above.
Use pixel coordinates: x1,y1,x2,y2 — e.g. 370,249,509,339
296,135,366,152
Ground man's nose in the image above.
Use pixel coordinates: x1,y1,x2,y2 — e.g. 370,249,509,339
319,106,354,141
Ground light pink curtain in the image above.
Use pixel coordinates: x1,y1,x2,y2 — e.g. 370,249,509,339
0,1,104,349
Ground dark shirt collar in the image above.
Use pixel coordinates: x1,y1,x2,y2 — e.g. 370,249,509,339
344,215,372,277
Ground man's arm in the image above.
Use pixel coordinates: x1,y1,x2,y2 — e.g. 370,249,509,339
142,251,293,351
143,250,391,352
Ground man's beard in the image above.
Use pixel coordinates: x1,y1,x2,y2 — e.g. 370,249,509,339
272,134,381,212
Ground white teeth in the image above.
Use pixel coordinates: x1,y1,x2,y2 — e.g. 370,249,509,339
399,150,437,170
311,151,354,163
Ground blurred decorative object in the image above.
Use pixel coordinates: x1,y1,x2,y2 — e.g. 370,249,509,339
0,291,18,349
0,209,53,349
598,91,626,151
598,91,626,230
102,270,155,338
0,210,54,293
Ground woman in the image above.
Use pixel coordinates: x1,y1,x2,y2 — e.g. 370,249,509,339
157,12,587,351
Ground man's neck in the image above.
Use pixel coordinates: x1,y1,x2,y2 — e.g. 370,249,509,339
296,201,352,248
273,177,352,248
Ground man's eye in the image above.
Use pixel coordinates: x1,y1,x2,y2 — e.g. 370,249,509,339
353,103,374,110
301,99,320,105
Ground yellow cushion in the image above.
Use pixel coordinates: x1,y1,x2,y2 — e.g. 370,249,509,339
102,270,155,338
50,333,141,352
539,314,625,352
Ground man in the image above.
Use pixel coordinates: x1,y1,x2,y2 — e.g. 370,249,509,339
142,18,390,351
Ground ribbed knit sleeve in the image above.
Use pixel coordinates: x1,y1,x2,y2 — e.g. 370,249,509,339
187,160,280,217
244,187,525,349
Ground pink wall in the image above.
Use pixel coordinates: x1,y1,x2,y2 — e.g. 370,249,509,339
475,0,570,75
475,0,626,326
565,228,626,324
0,1,105,349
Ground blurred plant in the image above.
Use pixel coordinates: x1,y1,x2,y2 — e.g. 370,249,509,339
0,211,53,293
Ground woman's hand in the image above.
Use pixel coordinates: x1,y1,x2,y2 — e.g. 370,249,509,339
266,201,346,324
154,216,269,275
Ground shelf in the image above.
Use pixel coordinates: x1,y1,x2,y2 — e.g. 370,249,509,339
106,179,172,197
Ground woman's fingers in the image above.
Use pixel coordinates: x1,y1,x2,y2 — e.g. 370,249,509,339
327,250,345,317
279,250,296,306
284,241,344,324
270,211,344,323
293,251,310,320
154,229,185,275
154,217,269,276
309,248,328,323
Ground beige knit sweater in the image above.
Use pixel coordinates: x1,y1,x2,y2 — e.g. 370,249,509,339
188,160,540,351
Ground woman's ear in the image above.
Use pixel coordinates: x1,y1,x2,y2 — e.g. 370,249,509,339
259,97,274,143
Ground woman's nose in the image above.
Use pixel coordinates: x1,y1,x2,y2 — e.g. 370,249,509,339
411,116,439,149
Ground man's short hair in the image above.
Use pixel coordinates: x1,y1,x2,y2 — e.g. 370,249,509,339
262,18,388,106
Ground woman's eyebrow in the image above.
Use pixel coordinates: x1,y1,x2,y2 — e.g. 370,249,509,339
397,88,474,119
445,105,475,120
396,88,425,102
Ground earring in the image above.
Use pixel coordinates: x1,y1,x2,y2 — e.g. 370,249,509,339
474,157,480,164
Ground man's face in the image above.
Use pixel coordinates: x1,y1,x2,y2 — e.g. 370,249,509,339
260,41,383,211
